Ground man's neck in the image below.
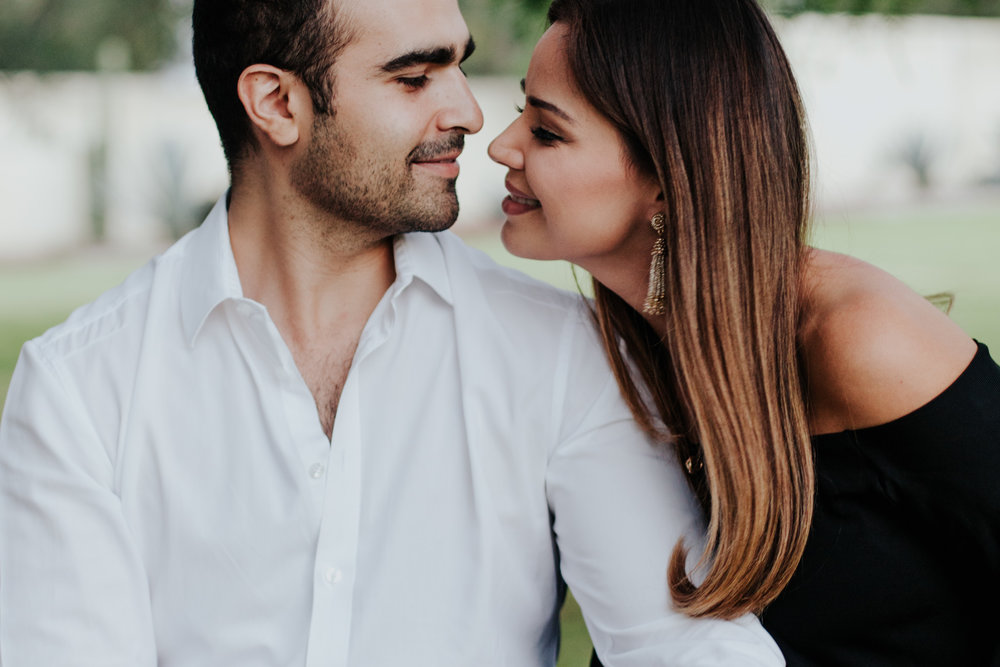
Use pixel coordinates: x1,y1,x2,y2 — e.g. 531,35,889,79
226,180,396,340
225,178,397,438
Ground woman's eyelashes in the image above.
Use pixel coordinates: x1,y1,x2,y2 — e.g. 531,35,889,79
514,105,564,145
530,127,563,145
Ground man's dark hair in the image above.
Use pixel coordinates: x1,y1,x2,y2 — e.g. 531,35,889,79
192,0,353,173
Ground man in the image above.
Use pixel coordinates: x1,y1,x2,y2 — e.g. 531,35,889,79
0,0,783,664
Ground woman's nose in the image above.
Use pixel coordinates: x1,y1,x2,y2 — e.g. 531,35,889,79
487,119,523,170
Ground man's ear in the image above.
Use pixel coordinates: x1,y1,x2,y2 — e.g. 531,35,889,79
237,64,309,148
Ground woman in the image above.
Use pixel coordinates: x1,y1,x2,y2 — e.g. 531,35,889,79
488,0,1000,663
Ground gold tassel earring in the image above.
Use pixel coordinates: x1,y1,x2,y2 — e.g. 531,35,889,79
642,212,666,315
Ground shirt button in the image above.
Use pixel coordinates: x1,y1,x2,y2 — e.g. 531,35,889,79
323,567,343,585
308,462,326,479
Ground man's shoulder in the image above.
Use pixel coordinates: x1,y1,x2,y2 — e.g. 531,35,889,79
431,232,628,444
430,232,612,384
433,231,587,319
30,237,191,364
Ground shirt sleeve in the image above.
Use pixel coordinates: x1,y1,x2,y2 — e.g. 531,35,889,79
0,340,157,667
546,329,784,666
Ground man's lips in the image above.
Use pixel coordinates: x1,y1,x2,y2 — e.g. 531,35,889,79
410,134,465,178
502,181,541,215
412,152,461,178
412,150,462,164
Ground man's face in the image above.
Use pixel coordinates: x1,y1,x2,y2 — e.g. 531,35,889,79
291,0,484,237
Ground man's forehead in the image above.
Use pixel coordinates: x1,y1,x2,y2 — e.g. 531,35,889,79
334,0,469,44
332,0,473,78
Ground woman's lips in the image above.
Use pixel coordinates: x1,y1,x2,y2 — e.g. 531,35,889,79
502,181,541,215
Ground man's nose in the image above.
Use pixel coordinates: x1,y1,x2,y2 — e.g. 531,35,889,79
438,71,484,135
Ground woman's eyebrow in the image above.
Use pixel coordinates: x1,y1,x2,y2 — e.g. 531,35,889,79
521,78,575,123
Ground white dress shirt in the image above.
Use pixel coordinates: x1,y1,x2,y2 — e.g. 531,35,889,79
0,195,783,666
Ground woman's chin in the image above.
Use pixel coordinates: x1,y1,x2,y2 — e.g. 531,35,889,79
500,222,549,261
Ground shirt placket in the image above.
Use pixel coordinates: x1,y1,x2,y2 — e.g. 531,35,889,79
232,296,358,664
303,287,398,667
303,371,363,667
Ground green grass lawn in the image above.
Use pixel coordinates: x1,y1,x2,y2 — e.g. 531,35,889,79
471,207,1000,348
0,205,997,663
807,207,1000,348
0,251,155,411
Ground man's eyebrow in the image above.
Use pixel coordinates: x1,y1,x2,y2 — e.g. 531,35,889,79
520,78,575,123
380,37,476,73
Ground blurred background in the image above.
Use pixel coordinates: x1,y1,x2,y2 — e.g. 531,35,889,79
1,0,999,662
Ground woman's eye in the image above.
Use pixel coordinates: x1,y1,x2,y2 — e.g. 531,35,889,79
514,103,562,144
531,127,563,145
398,75,429,89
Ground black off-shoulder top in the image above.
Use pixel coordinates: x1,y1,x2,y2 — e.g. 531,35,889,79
589,342,1000,666
761,341,1000,665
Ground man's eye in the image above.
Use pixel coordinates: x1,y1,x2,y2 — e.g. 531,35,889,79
398,75,429,89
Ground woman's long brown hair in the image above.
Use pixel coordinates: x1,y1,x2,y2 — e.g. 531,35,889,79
548,0,814,618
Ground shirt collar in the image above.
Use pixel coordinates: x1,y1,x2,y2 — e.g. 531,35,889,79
180,193,244,346
392,231,454,307
180,195,455,346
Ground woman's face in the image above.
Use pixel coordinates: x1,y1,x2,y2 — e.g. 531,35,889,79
488,22,660,275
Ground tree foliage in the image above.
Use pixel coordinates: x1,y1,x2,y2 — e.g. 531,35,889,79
463,0,1000,74
768,0,1000,15
0,0,184,71
2,0,997,73
459,0,549,75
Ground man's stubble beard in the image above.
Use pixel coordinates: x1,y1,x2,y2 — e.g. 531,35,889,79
290,112,462,238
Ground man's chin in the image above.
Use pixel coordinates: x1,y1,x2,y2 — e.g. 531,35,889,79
400,193,459,233
403,212,458,234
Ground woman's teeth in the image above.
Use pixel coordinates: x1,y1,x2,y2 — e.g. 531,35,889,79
510,194,539,206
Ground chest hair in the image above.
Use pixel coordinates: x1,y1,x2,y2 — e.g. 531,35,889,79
295,340,358,440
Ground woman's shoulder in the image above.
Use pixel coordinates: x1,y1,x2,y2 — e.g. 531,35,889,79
798,249,977,435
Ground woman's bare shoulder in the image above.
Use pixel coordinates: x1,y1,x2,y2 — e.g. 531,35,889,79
799,249,977,435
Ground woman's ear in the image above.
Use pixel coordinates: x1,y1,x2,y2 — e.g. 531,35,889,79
644,186,665,223
236,64,310,148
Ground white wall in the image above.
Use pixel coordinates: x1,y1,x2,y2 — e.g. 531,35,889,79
1,14,999,260
776,13,1000,209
